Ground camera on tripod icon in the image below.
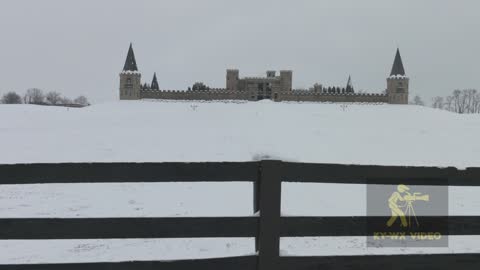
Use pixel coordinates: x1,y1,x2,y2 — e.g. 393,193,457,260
404,192,429,202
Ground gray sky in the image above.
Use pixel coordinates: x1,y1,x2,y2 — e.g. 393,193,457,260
0,0,478,103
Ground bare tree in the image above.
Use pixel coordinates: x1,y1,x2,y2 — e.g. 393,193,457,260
473,92,480,113
434,89,480,114
464,89,478,113
45,91,62,105
431,96,444,109
452,89,467,113
444,95,454,112
411,95,425,106
1,92,22,104
74,95,89,106
59,97,73,105
24,88,45,104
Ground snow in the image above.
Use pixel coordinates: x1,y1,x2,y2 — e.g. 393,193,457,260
1,239,256,264
1,100,480,264
280,236,480,256
389,74,407,79
120,70,140,75
0,182,253,218
1,100,480,168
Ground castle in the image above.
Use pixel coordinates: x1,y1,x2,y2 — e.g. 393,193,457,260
119,44,409,104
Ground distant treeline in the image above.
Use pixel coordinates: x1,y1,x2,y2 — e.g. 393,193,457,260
0,88,89,107
411,89,480,114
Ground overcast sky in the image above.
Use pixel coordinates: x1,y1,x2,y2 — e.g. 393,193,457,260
0,0,478,103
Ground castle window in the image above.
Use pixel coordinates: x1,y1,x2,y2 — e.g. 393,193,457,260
125,78,133,89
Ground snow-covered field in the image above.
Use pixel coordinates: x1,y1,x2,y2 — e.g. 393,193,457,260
1,100,480,264
1,100,479,167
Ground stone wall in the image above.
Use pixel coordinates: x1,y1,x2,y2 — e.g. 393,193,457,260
140,89,252,101
275,92,388,103
139,89,388,103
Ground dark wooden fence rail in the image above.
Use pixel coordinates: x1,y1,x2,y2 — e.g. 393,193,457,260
1,160,480,270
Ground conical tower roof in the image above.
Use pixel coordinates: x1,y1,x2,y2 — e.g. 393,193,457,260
346,75,354,92
123,43,138,71
151,72,159,90
390,48,405,76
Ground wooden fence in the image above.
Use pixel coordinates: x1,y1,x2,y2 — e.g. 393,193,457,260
0,161,480,269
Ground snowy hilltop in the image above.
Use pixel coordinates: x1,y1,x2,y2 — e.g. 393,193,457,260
1,100,479,168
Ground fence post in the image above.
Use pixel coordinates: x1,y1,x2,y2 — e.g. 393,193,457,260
255,160,282,270
253,162,261,250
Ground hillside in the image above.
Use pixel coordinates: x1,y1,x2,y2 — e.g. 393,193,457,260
2,100,480,263
1,100,479,168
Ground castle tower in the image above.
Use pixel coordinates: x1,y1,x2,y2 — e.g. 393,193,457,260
226,69,239,91
279,70,292,92
151,72,159,90
386,48,409,104
119,43,141,100
346,75,354,93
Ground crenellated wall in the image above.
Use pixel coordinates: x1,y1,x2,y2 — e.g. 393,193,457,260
275,92,388,103
139,89,388,103
140,89,252,101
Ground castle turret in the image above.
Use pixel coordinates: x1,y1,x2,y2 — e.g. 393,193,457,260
226,69,239,91
279,70,292,92
119,43,141,100
386,48,409,104
151,72,159,90
346,75,354,93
